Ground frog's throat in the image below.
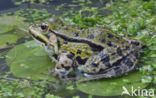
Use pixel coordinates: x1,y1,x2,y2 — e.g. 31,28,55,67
49,29,104,51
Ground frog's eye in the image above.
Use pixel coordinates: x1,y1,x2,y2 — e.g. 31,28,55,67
40,23,48,31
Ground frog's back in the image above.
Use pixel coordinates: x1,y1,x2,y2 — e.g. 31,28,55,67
77,27,144,79
48,23,144,79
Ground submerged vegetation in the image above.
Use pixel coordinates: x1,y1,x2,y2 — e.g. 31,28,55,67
0,0,156,98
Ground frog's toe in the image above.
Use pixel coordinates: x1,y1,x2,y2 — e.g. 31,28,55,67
55,67,69,75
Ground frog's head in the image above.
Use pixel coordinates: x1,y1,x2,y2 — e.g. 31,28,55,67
54,51,75,79
29,23,60,61
29,23,50,45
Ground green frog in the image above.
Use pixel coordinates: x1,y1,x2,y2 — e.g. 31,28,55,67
29,22,144,80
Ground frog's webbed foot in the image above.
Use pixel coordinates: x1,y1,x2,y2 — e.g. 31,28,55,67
53,65,79,81
48,68,69,80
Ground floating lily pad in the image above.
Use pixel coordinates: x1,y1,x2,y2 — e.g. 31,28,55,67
0,34,19,48
77,72,148,96
6,41,56,80
0,16,23,34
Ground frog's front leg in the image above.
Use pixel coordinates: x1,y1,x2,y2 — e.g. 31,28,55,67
54,51,76,80
44,32,60,63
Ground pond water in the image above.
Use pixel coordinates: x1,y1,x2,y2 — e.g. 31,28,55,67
0,0,155,98
0,0,16,11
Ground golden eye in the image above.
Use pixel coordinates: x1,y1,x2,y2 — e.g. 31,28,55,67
40,23,48,31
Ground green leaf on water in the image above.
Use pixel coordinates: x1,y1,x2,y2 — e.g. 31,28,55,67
77,72,148,96
0,16,24,34
0,34,19,48
6,41,56,80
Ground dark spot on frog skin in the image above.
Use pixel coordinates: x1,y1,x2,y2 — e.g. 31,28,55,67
99,38,106,43
90,44,104,51
141,45,147,49
74,32,79,37
99,52,109,62
91,63,98,67
107,41,113,47
61,75,65,79
77,50,82,54
130,40,140,46
107,41,117,48
61,64,64,67
117,47,123,56
122,57,134,68
56,66,61,69
104,62,111,67
98,68,107,74
125,46,130,50
62,50,68,53
87,34,94,39
64,66,71,70
101,55,110,63
112,57,123,67
108,33,114,38
66,53,75,59
60,63,71,70
90,68,109,75
53,54,58,60
76,56,88,65
134,52,139,58
63,41,68,44
112,55,134,69
111,52,116,55
114,66,123,76
116,36,120,40
92,69,97,72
